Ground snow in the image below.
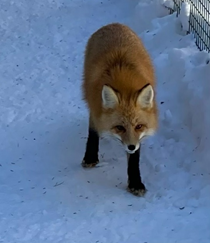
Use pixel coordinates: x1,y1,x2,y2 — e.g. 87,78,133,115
179,1,191,32
160,0,174,10
0,0,210,242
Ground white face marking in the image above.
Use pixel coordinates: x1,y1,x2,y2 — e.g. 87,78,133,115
100,131,113,140
146,128,155,136
139,129,155,141
139,131,146,140
113,133,122,141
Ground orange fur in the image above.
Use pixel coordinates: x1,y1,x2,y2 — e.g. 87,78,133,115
82,23,158,150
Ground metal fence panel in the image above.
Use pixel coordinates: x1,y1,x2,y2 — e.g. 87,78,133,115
173,0,210,52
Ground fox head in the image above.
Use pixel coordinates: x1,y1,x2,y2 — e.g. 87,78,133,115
99,84,157,154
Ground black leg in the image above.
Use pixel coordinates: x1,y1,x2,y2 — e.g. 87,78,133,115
127,146,146,196
82,128,99,168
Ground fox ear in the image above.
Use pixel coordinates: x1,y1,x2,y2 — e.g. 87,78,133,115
137,84,154,108
102,85,119,109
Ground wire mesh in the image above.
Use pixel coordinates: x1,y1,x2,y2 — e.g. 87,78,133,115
173,0,210,52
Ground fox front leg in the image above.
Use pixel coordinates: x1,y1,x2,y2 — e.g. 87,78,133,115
82,125,99,168
127,146,146,196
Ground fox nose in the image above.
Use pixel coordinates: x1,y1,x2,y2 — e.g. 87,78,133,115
128,145,136,151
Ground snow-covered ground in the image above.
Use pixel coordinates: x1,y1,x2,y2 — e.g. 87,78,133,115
0,0,210,242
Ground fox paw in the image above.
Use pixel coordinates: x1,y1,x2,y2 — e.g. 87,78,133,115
81,159,99,168
127,183,146,196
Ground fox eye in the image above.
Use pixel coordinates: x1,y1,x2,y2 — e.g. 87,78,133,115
135,124,143,130
115,125,126,132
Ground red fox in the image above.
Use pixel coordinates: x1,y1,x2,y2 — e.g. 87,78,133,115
82,23,158,196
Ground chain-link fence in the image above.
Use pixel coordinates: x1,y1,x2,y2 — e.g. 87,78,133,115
172,0,210,52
